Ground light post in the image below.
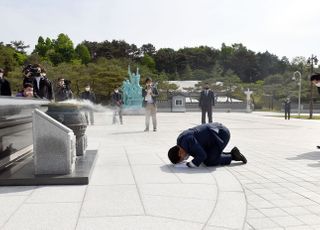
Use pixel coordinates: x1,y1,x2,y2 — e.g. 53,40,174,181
307,55,318,119
292,71,302,117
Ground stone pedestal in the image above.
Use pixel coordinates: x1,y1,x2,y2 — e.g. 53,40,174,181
33,109,76,175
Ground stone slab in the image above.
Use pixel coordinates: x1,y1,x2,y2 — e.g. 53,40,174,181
0,150,97,186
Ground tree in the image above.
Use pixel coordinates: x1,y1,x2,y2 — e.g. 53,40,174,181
141,54,155,71
54,33,75,62
34,36,53,57
140,43,156,56
0,44,19,72
154,48,177,73
75,44,91,64
10,40,30,54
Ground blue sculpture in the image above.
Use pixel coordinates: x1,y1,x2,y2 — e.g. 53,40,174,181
122,66,143,108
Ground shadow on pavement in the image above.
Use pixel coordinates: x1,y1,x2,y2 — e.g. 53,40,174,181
110,131,145,135
160,164,216,174
286,151,320,161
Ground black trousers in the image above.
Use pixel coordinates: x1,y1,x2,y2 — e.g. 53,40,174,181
201,106,212,124
203,125,232,166
285,108,290,120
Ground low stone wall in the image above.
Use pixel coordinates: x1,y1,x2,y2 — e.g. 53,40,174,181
33,109,76,175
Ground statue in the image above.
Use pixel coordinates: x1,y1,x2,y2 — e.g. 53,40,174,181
122,66,143,108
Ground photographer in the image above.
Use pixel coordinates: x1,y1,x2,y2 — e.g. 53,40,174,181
142,77,159,131
22,64,54,100
55,77,73,102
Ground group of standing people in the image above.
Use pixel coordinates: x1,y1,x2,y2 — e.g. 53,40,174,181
0,64,96,105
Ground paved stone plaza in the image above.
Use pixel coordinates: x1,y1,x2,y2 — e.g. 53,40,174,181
1,111,320,230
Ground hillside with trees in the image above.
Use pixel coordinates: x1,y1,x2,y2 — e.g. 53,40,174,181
0,33,316,108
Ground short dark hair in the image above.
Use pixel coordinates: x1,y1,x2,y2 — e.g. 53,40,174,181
145,77,152,83
310,73,320,81
23,83,33,89
58,77,64,81
168,145,180,164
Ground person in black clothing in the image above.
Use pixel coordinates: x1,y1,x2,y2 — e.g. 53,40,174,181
55,77,73,102
111,87,123,124
284,97,291,120
0,68,12,96
33,67,54,100
22,64,53,100
168,123,247,168
80,84,96,103
199,83,215,124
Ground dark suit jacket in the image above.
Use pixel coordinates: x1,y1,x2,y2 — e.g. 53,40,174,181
81,91,96,103
33,77,54,100
177,123,227,167
0,78,12,96
142,86,159,106
199,90,215,108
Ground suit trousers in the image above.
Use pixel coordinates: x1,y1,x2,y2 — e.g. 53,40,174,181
145,103,157,130
203,125,232,166
201,106,213,124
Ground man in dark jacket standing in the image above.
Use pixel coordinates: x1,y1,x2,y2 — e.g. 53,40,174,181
80,84,96,103
284,97,291,120
80,84,96,125
168,122,247,168
199,83,215,124
111,87,123,124
142,77,159,131
33,68,54,100
0,68,12,96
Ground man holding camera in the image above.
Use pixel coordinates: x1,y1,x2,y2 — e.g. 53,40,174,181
55,77,73,102
22,64,53,100
142,77,159,132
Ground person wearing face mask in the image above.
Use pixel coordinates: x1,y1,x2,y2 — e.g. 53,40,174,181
199,83,215,124
0,68,12,96
168,122,247,168
111,87,123,124
34,68,54,100
80,84,96,125
142,77,159,131
23,65,53,100
80,84,96,103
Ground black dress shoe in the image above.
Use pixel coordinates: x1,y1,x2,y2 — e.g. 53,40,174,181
231,147,247,164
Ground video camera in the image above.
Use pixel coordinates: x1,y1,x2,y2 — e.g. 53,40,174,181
23,64,41,77
64,80,72,90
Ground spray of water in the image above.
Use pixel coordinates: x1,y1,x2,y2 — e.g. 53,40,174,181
58,99,113,113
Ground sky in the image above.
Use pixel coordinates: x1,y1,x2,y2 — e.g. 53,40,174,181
1,0,320,60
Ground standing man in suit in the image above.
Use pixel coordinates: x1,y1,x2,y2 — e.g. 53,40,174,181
168,122,247,168
199,83,215,124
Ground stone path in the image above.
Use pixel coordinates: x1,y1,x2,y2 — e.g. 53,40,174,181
1,111,320,229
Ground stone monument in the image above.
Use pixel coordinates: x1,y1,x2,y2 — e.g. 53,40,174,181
122,66,144,109
33,109,76,175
